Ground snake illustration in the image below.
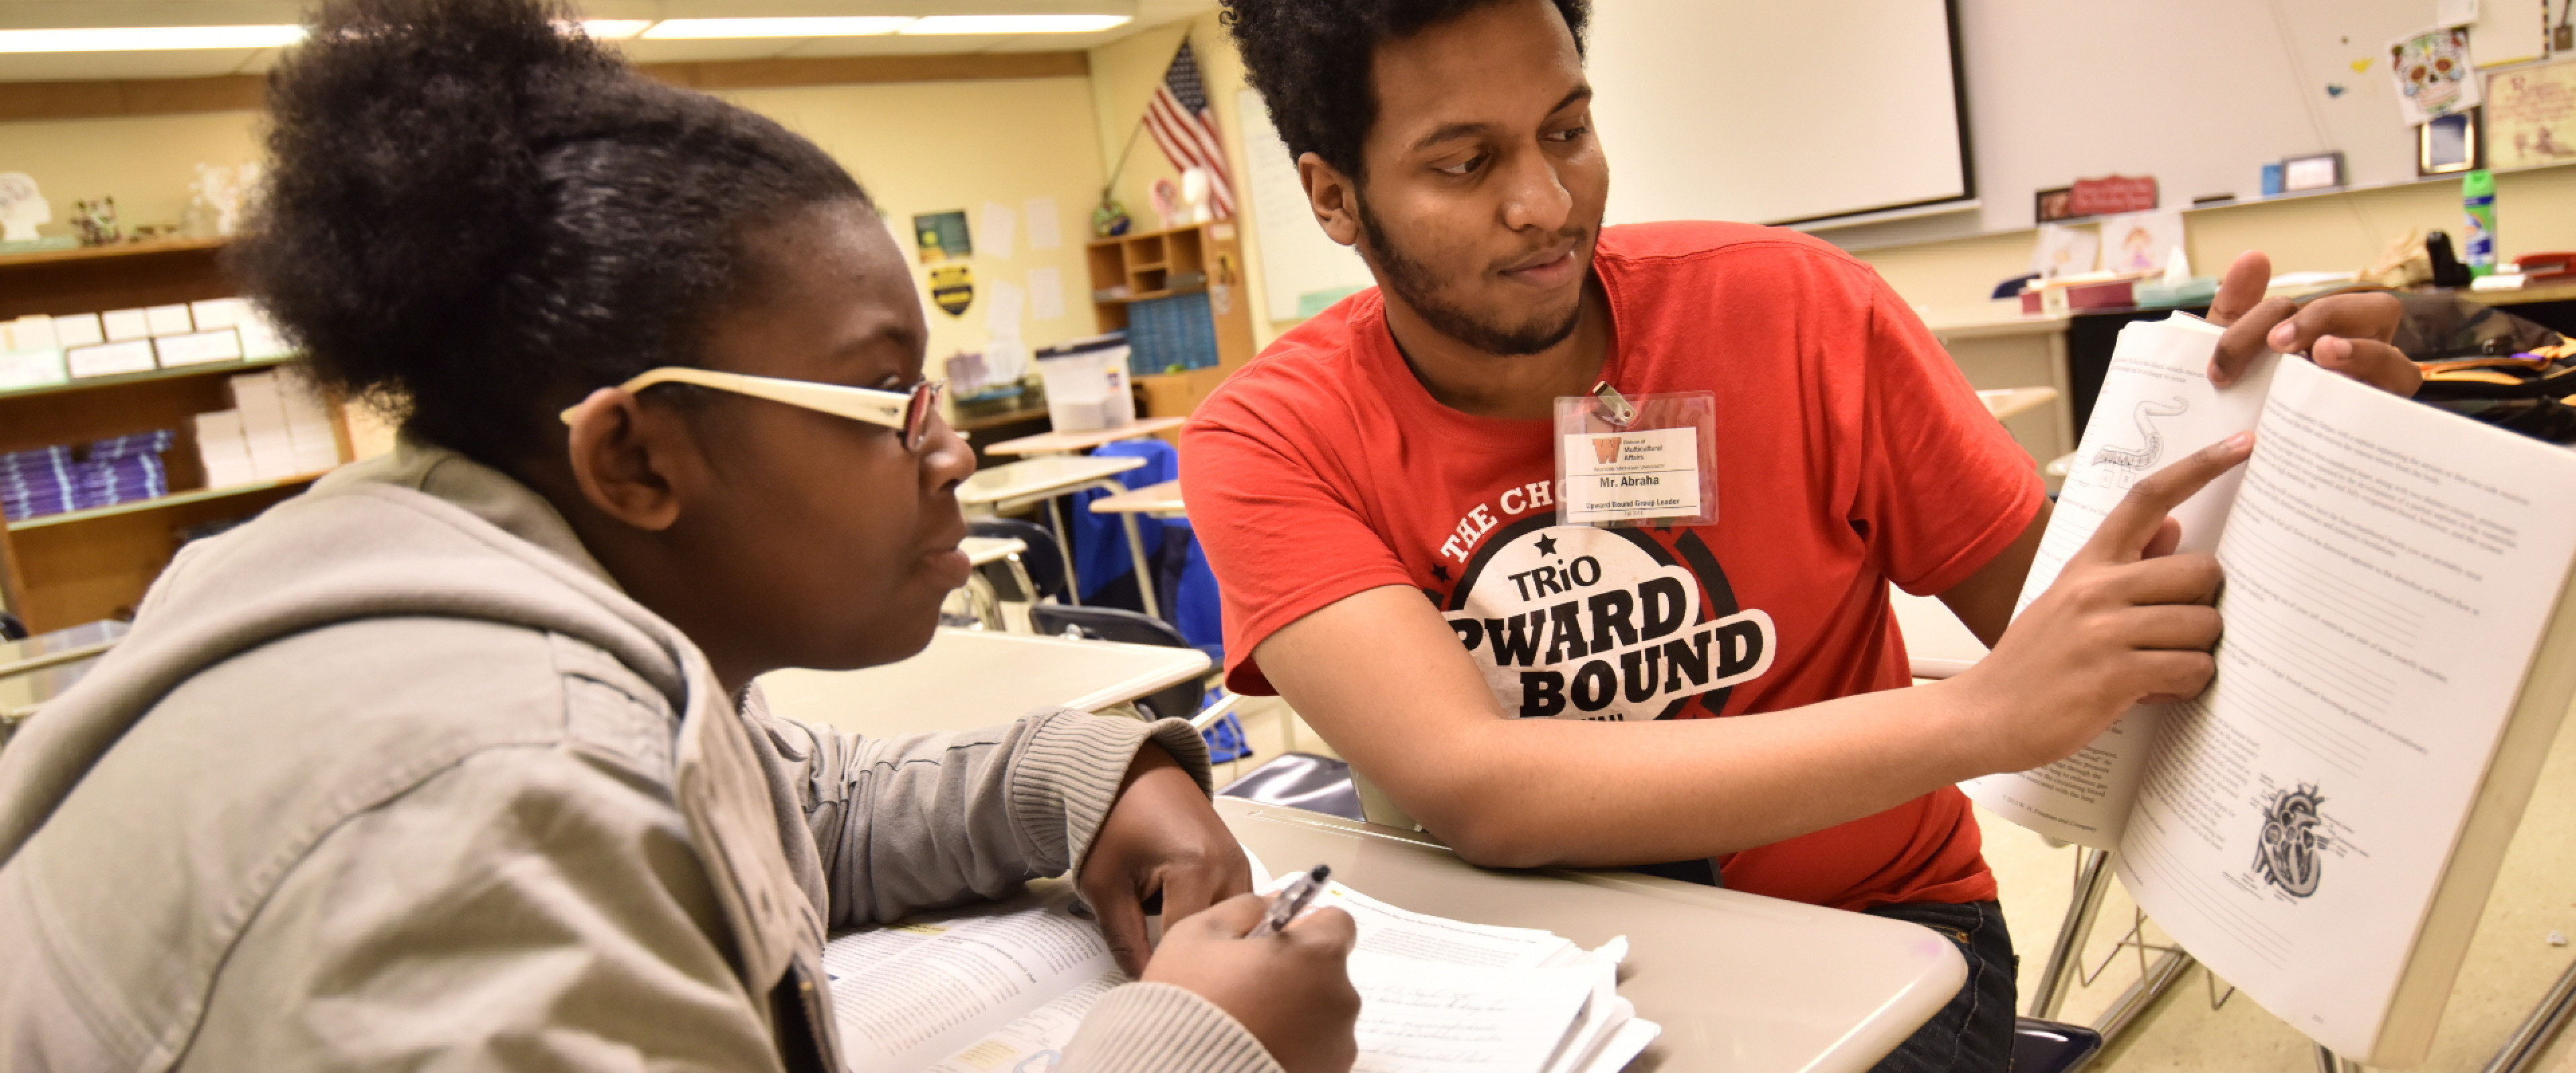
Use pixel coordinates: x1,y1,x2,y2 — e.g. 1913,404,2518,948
2091,396,2189,470
2254,785,2326,898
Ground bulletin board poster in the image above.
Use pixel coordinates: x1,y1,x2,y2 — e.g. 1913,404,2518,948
2487,60,2576,170
914,211,972,264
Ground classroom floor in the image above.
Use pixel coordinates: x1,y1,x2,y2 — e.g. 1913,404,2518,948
1218,695,2576,1072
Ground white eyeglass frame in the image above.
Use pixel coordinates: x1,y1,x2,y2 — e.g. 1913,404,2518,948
560,367,945,449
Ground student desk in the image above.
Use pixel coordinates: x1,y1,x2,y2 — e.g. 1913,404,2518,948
955,537,1030,629
980,416,1187,457
1083,479,1185,519
757,627,1209,737
1218,797,1966,1072
961,454,1161,618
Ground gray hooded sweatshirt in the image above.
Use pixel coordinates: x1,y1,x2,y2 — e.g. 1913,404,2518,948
0,443,1279,1073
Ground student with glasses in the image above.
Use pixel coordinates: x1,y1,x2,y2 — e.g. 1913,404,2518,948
0,2,1360,1071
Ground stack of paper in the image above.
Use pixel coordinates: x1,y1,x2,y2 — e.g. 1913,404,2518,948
0,446,76,521
824,875,1658,1073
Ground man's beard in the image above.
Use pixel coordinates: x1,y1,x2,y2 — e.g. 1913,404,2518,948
1356,201,1585,357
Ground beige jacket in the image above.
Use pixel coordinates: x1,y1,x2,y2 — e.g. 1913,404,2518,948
0,444,1277,1073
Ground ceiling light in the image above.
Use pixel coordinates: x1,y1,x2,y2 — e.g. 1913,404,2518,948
900,14,1132,34
577,19,654,40
641,17,914,40
0,25,307,52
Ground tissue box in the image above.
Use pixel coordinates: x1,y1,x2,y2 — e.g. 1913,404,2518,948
2134,276,2221,309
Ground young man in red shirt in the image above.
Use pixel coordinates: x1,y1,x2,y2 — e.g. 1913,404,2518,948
1185,0,2424,1068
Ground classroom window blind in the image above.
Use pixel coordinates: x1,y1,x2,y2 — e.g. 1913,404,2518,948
1584,0,1972,227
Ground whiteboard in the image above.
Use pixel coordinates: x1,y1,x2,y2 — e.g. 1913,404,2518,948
1236,88,1376,321
1861,0,2552,239
1587,0,1971,226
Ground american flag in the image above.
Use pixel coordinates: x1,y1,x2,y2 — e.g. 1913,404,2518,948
1144,40,1236,219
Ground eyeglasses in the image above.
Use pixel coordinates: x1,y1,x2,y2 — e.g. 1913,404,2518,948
559,368,947,451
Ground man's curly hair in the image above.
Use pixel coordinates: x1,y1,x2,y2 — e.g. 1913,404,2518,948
1219,0,1588,184
227,0,868,468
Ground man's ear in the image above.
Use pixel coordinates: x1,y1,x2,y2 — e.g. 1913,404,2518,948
562,388,687,532
1298,152,1362,248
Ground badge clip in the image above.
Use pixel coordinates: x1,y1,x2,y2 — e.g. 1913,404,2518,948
1591,381,1637,427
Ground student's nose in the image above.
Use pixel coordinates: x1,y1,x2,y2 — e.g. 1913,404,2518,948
1497,147,1574,235
921,417,975,494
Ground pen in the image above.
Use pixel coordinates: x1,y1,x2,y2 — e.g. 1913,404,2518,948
1246,864,1331,939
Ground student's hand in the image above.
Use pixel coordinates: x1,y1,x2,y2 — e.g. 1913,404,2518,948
1144,891,1362,1073
1079,742,1254,976
1955,433,2248,773
2206,250,2422,397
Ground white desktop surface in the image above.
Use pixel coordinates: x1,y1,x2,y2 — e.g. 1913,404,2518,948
758,628,1210,737
1220,798,1966,1072
959,455,1145,509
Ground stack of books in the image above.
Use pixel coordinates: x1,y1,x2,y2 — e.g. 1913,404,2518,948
0,433,175,522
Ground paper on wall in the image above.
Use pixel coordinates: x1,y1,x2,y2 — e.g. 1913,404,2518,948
2098,211,2184,276
983,278,1029,384
1024,196,1062,251
979,201,1018,260
1027,266,1066,322
2388,27,2481,126
2436,0,2478,27
2031,223,2100,279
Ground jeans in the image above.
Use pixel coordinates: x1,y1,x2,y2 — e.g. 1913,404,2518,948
1862,900,2019,1073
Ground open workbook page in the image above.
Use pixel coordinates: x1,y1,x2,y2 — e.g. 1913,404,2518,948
825,876,1654,1073
1962,314,2278,848
2114,357,2576,1060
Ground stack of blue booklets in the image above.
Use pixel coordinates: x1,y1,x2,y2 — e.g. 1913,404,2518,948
0,433,175,522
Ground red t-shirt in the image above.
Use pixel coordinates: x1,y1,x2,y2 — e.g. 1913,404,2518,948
1181,222,2043,911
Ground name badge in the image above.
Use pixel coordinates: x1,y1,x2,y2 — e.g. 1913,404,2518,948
1554,382,1718,528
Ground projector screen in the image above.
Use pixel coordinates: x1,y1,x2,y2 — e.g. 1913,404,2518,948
1585,0,1971,227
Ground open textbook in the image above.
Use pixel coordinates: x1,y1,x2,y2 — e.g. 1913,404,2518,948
1962,314,2576,1065
824,870,1660,1073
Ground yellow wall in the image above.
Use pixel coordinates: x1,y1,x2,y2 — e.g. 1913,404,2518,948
1087,13,1301,349
0,111,266,233
0,76,1114,386
1845,164,2576,314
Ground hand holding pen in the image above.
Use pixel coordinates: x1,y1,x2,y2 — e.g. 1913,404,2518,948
1144,863,1360,1073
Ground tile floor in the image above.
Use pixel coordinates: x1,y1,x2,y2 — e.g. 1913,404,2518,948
1218,693,2576,1072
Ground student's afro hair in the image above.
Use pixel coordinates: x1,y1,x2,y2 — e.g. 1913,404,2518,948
1218,0,1587,184
227,0,869,468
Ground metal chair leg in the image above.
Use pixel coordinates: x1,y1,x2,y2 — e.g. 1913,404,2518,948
2483,956,2576,1073
2033,846,2116,1019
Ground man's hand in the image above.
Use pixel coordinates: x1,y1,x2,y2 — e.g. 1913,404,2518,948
1077,743,1253,976
1952,433,2249,773
1145,893,1362,1073
2207,250,2422,397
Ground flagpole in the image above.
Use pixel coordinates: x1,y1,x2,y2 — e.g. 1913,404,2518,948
1102,35,1191,201
1101,113,1151,201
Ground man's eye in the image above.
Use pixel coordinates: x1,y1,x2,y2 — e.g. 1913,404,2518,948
1546,126,1589,143
1436,154,1487,176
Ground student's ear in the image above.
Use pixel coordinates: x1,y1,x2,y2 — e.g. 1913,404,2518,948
1298,152,1362,248
562,388,687,532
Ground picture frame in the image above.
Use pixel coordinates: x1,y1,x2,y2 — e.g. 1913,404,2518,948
2033,186,2079,223
2419,108,2483,176
2280,152,2345,192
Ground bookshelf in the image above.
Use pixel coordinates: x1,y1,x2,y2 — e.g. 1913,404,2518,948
0,240,350,631
1083,221,1256,421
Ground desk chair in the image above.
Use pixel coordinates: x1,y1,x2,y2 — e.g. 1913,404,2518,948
1027,605,1252,760
1217,753,1364,822
967,519,1065,614
2011,1017,2103,1073
0,612,23,642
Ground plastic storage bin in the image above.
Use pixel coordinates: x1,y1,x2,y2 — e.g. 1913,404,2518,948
1036,335,1136,433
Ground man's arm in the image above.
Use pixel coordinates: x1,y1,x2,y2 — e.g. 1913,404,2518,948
1258,439,2243,868
1936,499,2048,646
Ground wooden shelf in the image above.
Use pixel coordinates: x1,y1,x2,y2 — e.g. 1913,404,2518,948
0,355,291,404
0,235,224,269
1097,285,1208,305
7,473,326,532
